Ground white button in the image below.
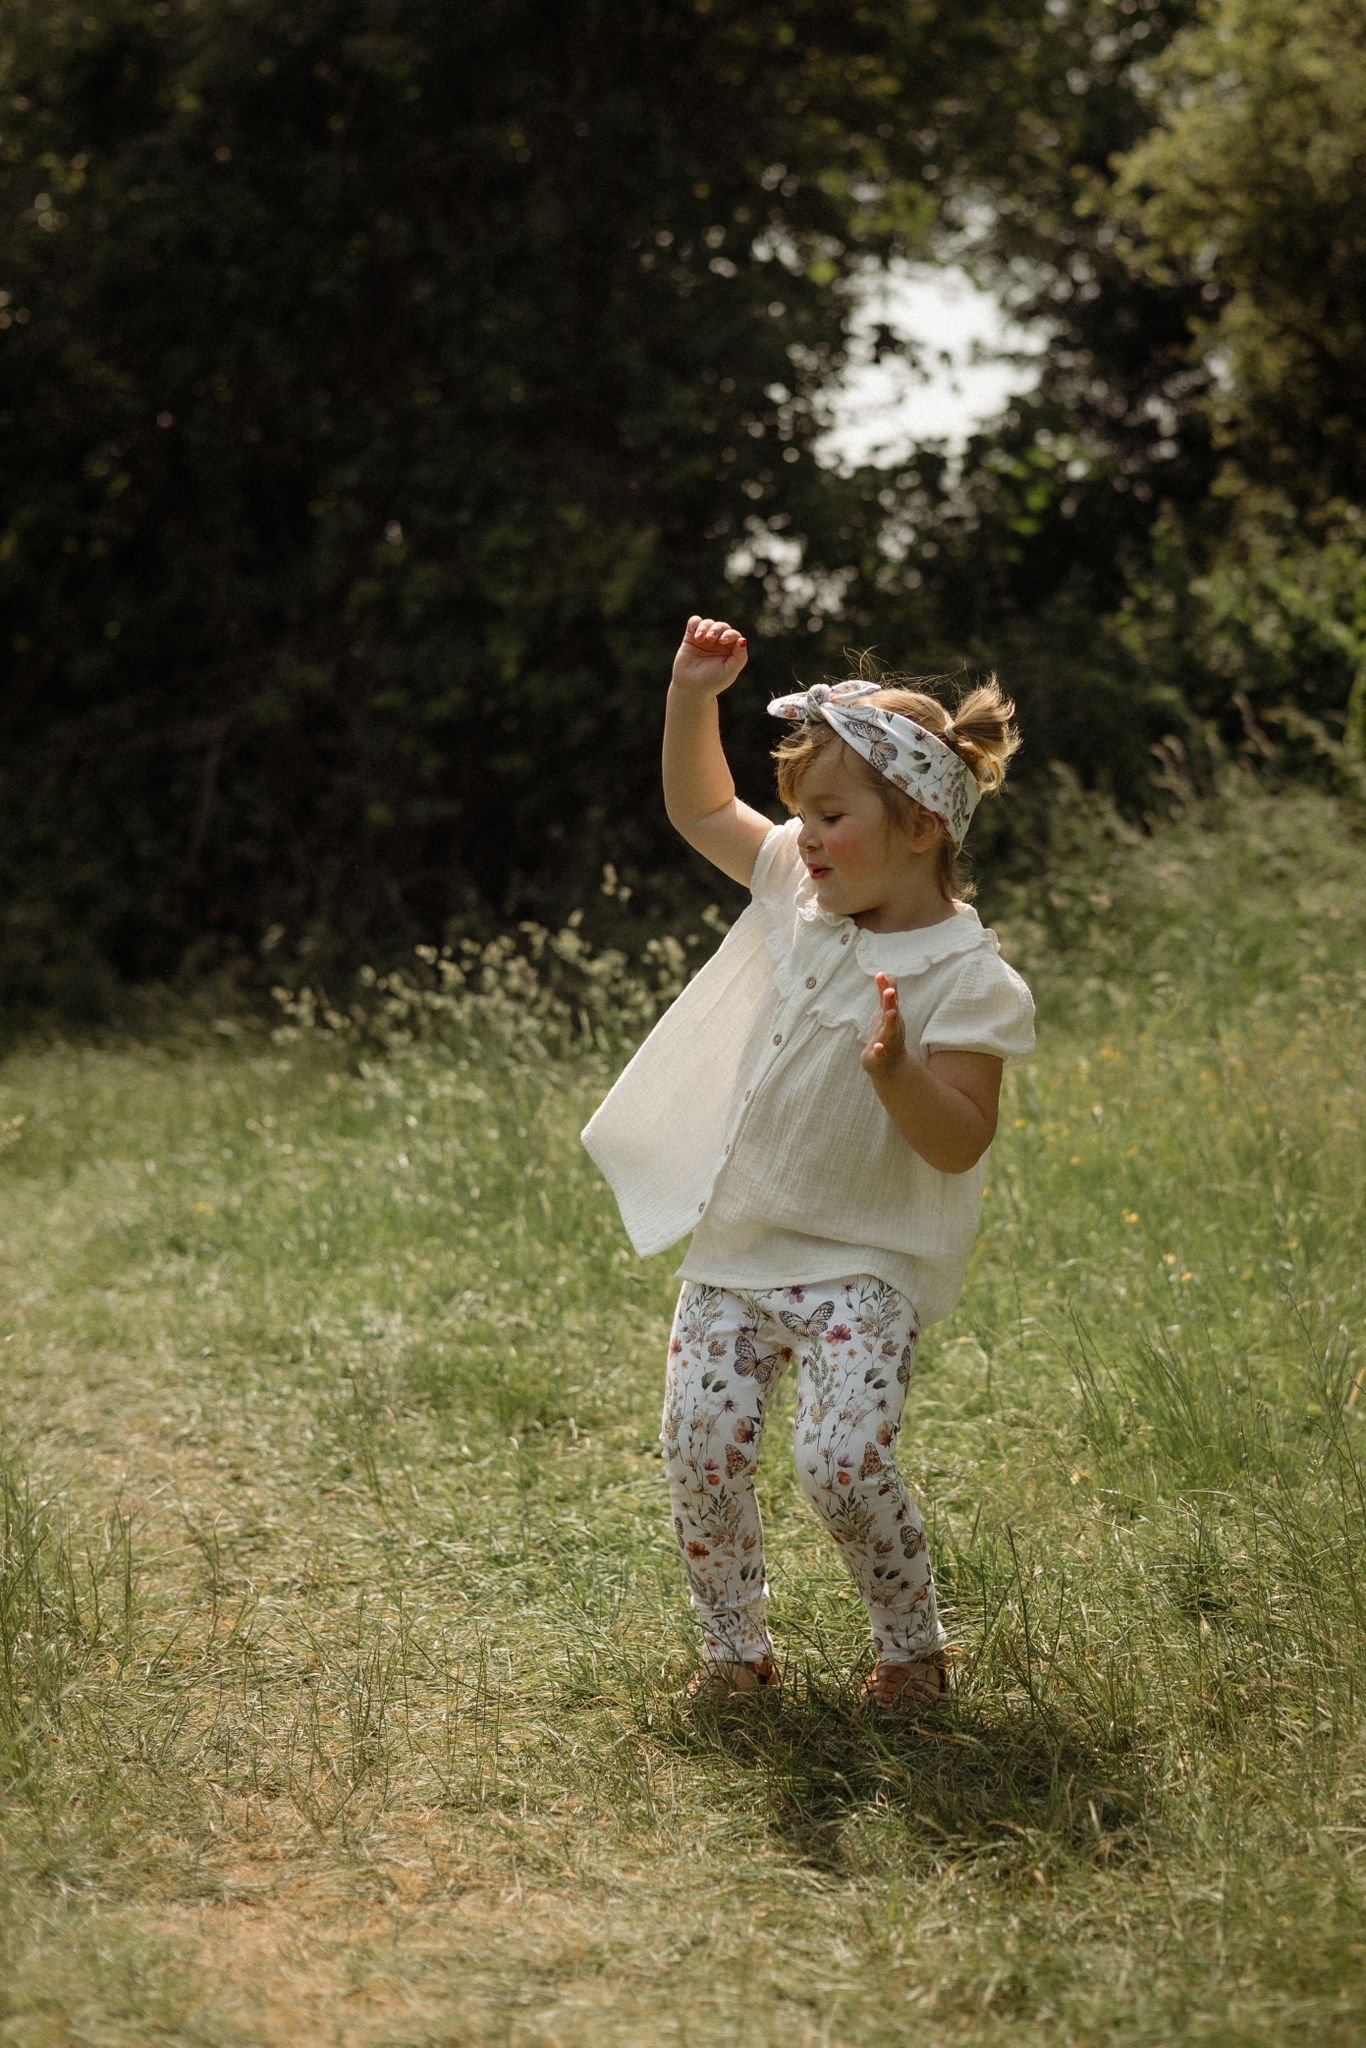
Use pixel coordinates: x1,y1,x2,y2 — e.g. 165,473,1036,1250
723,1143,731,1155
743,1089,752,1101
805,975,817,989
698,1200,705,1213
840,931,851,945
772,1032,783,1045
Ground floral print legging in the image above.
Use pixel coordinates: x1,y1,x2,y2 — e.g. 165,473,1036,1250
661,1275,946,1669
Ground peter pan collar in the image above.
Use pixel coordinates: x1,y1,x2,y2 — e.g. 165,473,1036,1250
794,879,998,967
855,907,998,973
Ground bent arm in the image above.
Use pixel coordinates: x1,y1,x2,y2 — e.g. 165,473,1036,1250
868,1047,1002,1173
860,972,1003,1172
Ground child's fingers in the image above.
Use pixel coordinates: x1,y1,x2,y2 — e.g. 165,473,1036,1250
865,975,904,1072
674,617,748,694
685,616,745,654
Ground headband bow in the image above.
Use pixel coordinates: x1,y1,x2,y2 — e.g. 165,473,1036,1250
767,680,980,846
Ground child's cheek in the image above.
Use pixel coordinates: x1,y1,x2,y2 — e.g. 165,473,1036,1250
828,825,873,876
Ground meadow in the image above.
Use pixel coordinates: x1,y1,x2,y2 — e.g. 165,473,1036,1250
1,775,1364,2046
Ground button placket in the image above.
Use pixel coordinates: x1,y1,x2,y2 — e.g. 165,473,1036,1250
716,935,824,1167
704,911,885,1226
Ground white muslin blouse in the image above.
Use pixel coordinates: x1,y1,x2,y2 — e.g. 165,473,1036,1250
581,818,1036,1326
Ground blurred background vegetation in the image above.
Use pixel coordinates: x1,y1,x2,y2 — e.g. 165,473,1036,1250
2,0,1364,1025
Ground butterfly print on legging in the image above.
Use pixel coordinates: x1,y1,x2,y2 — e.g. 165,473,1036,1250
660,1277,943,1668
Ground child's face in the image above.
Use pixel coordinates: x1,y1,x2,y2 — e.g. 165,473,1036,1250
792,746,905,922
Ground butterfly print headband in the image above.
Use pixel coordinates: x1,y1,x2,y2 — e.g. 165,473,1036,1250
766,680,981,847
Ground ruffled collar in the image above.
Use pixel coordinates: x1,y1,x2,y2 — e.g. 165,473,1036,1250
855,906,998,972
795,883,997,968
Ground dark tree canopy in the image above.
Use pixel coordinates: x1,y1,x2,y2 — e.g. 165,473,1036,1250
1,0,1362,1017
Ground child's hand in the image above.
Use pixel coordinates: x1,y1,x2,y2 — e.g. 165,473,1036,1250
861,972,907,1076
671,615,748,696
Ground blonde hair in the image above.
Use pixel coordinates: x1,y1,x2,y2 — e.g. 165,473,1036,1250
772,669,1021,904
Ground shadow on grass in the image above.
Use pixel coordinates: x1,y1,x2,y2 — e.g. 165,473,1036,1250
648,1661,1149,1877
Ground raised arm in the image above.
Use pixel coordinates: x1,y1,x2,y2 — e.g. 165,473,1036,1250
664,615,774,887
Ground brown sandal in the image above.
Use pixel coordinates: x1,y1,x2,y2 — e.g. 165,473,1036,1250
858,1651,953,1708
686,1655,779,1705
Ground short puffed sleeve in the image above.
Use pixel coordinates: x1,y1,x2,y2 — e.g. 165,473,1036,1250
749,816,803,905
922,951,1036,1063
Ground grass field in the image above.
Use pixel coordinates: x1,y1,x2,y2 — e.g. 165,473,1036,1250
2,778,1364,2046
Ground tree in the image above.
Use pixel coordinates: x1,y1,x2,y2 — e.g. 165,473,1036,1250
4,0,1090,1008
1102,0,1366,758
822,0,1221,817
1113,0,1366,500
13,0,1302,1015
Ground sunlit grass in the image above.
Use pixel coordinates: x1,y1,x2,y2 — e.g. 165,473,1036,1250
1,777,1363,2045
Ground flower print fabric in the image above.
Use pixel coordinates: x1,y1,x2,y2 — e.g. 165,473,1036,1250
765,681,981,844
662,1276,946,1668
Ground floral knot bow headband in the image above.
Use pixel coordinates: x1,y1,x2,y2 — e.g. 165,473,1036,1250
766,679,981,846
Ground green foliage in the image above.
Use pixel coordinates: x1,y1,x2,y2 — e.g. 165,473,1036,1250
896,0,1366,791
820,1,1226,809
3,0,1365,1028
1090,1,1366,771
1112,487,1366,786
0,0,973,1004
910,1,1217,606
267,912,710,1063
1112,0,1366,497
1348,665,1366,772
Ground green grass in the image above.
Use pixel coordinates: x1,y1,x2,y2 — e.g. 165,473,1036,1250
1,777,1364,2045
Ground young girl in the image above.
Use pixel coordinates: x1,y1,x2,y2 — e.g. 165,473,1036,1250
582,615,1035,1709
